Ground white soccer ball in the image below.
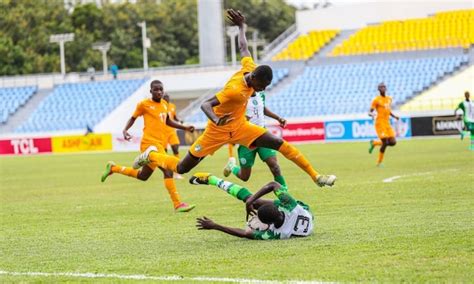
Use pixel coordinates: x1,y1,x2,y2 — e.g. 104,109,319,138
246,215,269,231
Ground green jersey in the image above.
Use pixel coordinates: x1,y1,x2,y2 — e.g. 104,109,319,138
252,189,314,240
457,100,474,123
246,92,266,127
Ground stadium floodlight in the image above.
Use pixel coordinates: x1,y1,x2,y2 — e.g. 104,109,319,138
92,42,111,75
50,33,75,77
226,26,239,67
137,21,150,71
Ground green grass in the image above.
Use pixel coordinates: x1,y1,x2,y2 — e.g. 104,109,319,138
1,138,473,282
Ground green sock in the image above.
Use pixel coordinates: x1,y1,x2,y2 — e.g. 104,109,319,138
470,133,474,150
231,165,240,176
274,175,287,187
208,175,252,201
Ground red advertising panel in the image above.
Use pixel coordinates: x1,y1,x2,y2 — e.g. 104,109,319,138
268,122,325,142
0,137,52,155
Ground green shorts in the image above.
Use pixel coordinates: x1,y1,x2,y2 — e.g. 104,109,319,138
465,121,474,132
237,145,276,168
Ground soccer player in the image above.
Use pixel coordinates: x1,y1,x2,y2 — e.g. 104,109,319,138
163,93,184,179
135,9,336,188
101,80,195,213
223,91,288,187
190,173,313,240
454,91,474,150
368,83,400,166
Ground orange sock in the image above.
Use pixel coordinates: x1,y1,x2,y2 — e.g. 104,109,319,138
377,152,385,164
111,165,138,178
278,141,319,180
164,178,181,208
149,152,179,172
228,144,234,158
373,140,382,146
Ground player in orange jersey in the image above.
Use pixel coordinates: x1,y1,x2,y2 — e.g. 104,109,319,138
163,93,184,179
133,9,336,188
101,80,196,213
368,83,400,166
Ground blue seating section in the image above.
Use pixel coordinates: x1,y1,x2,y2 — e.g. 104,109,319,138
0,86,37,124
186,68,289,124
16,79,146,132
266,56,469,117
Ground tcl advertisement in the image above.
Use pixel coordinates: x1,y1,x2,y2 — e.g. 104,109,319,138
0,137,52,155
268,122,325,142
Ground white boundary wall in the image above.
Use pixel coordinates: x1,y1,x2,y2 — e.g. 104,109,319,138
296,1,473,33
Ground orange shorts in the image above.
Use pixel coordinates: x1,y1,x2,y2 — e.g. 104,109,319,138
164,130,180,146
375,122,395,139
140,142,166,170
189,121,266,158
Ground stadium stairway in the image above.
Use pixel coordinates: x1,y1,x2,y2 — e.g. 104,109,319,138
0,87,51,134
310,29,357,59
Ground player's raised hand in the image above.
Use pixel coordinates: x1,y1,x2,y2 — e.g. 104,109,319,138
122,130,132,141
186,125,195,132
216,113,234,126
196,216,216,230
278,117,287,128
226,9,245,27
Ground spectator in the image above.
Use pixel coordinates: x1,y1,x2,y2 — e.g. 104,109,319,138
110,64,118,79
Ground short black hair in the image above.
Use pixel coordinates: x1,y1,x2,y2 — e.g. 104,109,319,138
253,65,273,85
257,203,281,225
150,80,162,88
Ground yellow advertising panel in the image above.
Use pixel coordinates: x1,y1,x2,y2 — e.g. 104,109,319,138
52,133,112,153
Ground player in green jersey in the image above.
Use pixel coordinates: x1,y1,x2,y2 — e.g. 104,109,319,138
190,173,314,240
223,91,288,187
455,91,474,150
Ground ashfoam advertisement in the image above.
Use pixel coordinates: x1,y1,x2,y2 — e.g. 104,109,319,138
51,133,113,153
325,118,412,140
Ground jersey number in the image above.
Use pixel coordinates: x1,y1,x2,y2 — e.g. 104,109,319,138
158,112,167,122
294,215,310,233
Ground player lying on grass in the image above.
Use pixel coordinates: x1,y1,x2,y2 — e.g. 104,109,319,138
190,173,313,240
133,9,336,188
223,90,288,187
101,80,195,213
368,83,400,166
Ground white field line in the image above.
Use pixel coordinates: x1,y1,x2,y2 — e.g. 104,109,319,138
382,169,458,183
0,270,332,284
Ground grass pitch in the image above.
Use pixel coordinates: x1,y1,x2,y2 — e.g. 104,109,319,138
1,138,473,282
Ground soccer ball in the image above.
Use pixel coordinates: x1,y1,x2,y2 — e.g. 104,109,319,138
245,215,269,231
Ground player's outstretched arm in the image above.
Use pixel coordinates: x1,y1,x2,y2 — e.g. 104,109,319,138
264,106,287,128
166,116,194,132
226,9,251,58
123,117,136,141
390,112,399,120
201,96,234,126
196,216,254,239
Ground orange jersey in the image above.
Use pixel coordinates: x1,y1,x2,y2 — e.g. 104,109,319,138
164,102,178,135
132,98,169,146
212,56,257,131
371,95,392,124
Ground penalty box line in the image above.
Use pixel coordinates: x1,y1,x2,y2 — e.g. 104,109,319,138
0,270,333,284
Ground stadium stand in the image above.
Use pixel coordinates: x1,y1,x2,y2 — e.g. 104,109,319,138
0,86,37,124
330,9,474,56
264,55,469,118
185,68,289,124
15,79,146,132
272,30,339,61
401,64,474,111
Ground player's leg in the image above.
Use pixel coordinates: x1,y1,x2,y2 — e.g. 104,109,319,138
101,162,153,182
227,144,236,163
224,145,255,181
170,144,184,179
189,173,272,208
468,122,474,150
369,139,382,154
377,138,389,166
160,168,195,212
250,131,335,187
261,149,287,187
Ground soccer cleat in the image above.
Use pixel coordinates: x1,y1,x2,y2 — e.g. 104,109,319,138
223,159,236,177
377,163,384,168
101,161,115,182
189,172,212,185
368,140,375,154
315,174,337,187
132,146,158,169
175,202,196,213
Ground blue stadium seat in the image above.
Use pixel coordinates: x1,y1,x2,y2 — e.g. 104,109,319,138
0,86,37,124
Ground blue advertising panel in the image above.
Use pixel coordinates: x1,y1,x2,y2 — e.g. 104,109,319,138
325,118,411,140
